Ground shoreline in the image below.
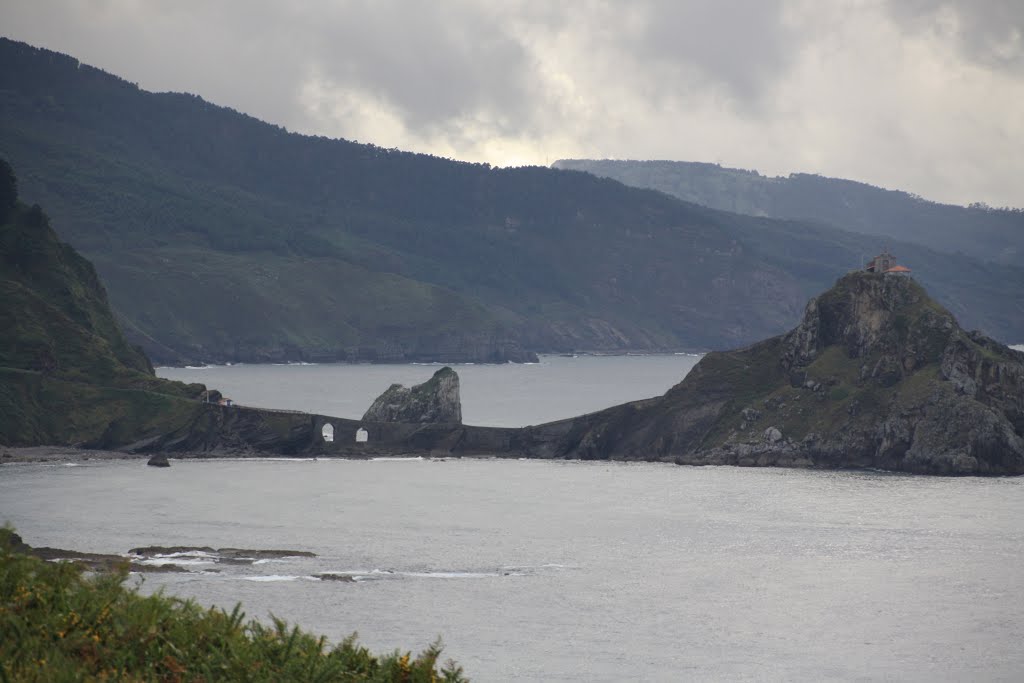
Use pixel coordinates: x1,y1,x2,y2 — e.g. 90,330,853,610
1,446,154,464
152,350,708,370
0,446,475,465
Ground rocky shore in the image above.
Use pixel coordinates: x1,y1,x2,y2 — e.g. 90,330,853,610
5,530,319,575
0,446,151,464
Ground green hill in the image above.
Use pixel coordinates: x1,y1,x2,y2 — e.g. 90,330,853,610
0,159,207,446
2,37,1023,364
0,164,150,384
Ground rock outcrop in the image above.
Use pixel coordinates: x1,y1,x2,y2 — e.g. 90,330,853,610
548,272,1024,475
362,367,463,424
146,454,170,467
104,273,1024,477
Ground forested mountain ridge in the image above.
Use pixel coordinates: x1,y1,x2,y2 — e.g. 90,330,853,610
2,37,1023,364
553,159,1024,265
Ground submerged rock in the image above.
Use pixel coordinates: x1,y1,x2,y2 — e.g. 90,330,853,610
315,573,356,582
362,367,463,424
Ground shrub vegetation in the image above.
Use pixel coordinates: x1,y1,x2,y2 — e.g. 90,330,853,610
0,529,467,682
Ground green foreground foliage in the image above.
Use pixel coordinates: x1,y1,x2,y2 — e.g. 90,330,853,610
0,530,467,682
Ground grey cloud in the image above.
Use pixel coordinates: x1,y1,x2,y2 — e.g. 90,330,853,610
886,0,1024,71
626,0,798,103
301,1,537,132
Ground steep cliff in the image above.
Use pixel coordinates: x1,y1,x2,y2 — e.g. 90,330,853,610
0,159,207,446
363,367,463,424
550,272,1024,475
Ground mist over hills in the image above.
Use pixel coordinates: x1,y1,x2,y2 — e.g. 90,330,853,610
553,159,1024,265
2,37,1022,364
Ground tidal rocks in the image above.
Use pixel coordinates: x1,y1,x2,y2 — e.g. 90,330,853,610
128,546,316,560
362,367,463,424
315,573,356,582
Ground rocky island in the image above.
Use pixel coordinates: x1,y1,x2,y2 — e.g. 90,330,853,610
544,271,1024,474
2,157,1022,475
128,270,1024,476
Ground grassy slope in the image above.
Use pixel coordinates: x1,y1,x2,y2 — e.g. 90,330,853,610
0,368,203,447
0,192,207,446
0,203,152,381
91,247,516,363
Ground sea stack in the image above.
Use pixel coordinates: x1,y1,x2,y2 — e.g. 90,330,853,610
362,367,463,424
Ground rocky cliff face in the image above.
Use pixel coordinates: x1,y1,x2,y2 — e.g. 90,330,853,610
549,272,1024,475
362,367,463,424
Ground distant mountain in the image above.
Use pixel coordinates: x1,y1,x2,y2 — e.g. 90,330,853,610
2,37,1023,364
553,159,1024,265
0,159,206,446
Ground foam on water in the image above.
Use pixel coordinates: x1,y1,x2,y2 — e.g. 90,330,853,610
138,557,215,567
402,571,499,579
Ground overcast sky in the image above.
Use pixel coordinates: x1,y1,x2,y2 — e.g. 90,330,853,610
3,1,1022,207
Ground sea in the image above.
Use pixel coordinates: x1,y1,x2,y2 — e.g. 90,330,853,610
155,353,704,427
3,354,1024,681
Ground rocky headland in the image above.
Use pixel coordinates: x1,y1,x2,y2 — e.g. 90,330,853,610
123,272,1023,476
2,174,1020,477
543,272,1024,474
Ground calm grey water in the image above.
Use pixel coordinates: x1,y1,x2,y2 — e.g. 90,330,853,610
4,357,1024,681
156,354,702,426
3,460,1023,681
